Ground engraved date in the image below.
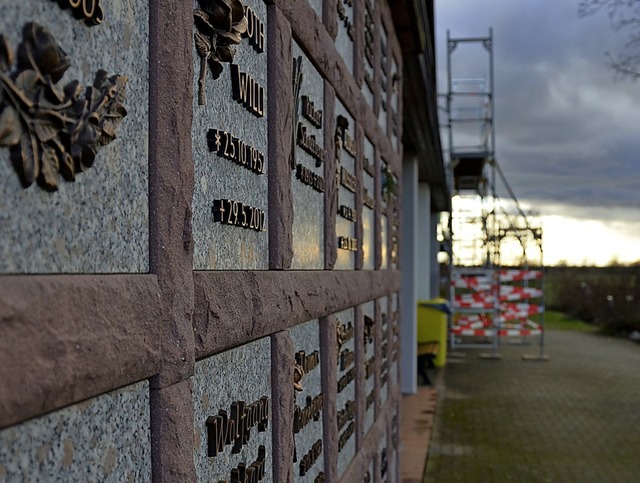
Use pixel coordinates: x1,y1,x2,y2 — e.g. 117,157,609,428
212,199,266,231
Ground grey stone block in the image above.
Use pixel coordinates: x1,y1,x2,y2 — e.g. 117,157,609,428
0,1,149,274
0,381,151,482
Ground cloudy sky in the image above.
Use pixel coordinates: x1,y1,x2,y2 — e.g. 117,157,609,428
435,0,640,265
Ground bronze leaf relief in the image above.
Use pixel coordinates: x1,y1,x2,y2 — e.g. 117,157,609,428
194,0,248,105
0,23,127,192
290,55,303,170
294,363,305,392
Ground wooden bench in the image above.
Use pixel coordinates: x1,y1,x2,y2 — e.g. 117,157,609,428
417,341,440,385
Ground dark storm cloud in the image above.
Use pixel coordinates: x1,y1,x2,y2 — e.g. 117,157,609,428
436,0,640,219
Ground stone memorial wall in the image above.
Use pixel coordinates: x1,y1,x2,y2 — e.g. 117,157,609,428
0,0,405,481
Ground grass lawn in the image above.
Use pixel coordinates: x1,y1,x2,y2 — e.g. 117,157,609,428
543,310,599,332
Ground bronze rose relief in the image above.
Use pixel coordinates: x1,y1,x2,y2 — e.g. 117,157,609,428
194,0,248,105
0,23,127,192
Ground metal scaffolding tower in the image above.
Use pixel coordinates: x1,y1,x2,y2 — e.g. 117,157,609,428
441,29,547,359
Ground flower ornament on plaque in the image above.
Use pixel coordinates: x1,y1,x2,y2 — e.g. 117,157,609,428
194,0,248,105
0,23,127,192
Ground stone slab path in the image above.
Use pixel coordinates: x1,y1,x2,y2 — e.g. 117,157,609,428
424,329,640,482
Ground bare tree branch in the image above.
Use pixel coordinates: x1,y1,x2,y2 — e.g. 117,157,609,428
579,0,640,79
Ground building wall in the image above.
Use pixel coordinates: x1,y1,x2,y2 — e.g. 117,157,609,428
0,0,417,481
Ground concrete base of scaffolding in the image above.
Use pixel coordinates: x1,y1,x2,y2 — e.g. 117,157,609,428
508,338,532,345
478,352,503,360
521,353,551,361
447,351,467,359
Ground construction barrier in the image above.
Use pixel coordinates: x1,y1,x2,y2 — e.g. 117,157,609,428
450,268,545,350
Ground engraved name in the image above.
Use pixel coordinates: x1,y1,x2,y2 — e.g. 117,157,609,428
293,394,324,434
338,421,355,451
339,348,355,371
337,400,355,430
297,123,325,166
343,131,356,158
337,321,354,345
206,397,270,457
301,96,323,129
295,350,320,374
244,7,265,53
366,390,375,409
381,358,388,386
392,414,399,449
231,64,265,117
381,448,388,476
364,315,375,344
337,366,355,392
338,236,358,252
296,164,325,193
208,129,265,175
381,46,389,77
363,191,375,209
220,445,266,483
213,199,266,232
364,157,375,176
339,166,356,192
365,355,375,379
336,0,355,41
299,439,323,476
338,205,356,222
364,0,374,67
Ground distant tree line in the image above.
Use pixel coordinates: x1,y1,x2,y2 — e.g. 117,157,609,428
545,264,640,334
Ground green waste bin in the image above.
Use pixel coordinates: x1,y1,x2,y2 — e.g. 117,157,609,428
417,298,450,368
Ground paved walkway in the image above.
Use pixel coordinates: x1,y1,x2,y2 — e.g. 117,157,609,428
400,386,438,482
424,329,640,482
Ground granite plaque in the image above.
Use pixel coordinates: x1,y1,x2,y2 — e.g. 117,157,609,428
378,24,388,132
0,381,150,481
362,301,375,435
365,458,374,483
390,195,399,269
378,432,388,483
362,138,375,270
193,337,272,482
335,308,356,477
380,295,389,406
380,423,397,483
382,164,399,270
380,160,392,270
0,1,149,274
390,57,399,152
362,0,375,107
378,297,392,406
391,292,400,387
334,101,357,270
380,213,388,270
336,0,355,73
290,319,324,482
390,409,399,482
192,0,269,270
291,43,325,269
